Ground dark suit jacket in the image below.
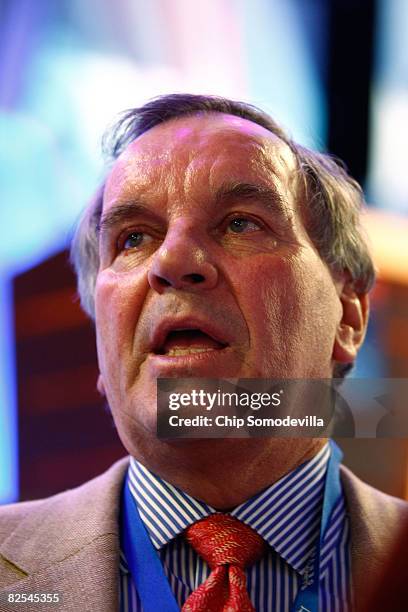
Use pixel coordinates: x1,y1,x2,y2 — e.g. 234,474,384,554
0,458,407,611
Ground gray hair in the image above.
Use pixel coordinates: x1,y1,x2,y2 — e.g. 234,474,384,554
71,93,375,375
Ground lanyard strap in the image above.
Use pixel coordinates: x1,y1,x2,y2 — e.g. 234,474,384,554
121,480,180,612
291,439,343,612
122,440,343,612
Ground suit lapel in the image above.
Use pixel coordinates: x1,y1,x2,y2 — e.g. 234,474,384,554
1,535,118,612
0,458,129,612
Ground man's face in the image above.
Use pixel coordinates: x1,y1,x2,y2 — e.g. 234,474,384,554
95,113,343,445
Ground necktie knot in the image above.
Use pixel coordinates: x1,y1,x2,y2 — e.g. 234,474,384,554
185,513,265,570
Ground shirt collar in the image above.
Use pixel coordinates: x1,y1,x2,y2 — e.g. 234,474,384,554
127,443,331,575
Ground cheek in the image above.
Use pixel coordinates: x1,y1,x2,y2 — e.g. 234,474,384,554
252,257,308,339
225,252,340,353
223,255,301,346
227,253,301,307
94,268,149,364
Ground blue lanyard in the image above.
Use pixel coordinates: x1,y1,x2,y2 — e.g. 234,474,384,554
291,440,343,612
121,440,343,612
121,480,179,612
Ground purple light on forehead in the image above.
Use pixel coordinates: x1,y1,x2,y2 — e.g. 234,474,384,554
222,115,246,126
219,114,268,137
174,127,194,141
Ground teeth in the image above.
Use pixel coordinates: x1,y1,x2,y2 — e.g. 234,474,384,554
165,348,216,356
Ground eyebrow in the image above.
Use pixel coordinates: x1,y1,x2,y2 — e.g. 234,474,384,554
98,203,153,235
214,181,292,220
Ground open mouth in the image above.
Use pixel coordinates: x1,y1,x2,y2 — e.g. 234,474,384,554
155,329,228,356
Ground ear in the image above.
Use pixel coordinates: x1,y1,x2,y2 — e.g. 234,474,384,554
333,284,369,364
97,374,106,396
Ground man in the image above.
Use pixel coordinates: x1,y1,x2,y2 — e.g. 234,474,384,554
0,94,407,612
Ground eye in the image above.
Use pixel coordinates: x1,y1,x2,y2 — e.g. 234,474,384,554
121,231,145,250
226,217,262,234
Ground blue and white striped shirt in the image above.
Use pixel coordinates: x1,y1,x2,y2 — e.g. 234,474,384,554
119,443,352,611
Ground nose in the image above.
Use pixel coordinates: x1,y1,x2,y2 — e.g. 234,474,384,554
147,223,218,293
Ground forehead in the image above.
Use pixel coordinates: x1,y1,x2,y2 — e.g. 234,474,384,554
103,113,298,205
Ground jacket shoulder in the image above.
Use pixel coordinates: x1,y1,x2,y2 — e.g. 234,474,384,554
0,497,47,542
340,464,408,606
0,460,128,607
0,457,129,556
340,463,408,520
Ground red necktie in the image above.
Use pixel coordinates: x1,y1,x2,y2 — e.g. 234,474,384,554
182,513,266,612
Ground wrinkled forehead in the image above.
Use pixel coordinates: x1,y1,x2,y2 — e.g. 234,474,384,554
103,113,299,204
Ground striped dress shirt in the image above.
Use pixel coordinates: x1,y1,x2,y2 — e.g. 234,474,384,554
119,443,352,611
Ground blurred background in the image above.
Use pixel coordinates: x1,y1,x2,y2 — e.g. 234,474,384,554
1,0,407,504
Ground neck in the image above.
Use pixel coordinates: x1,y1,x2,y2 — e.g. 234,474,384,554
134,438,327,509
